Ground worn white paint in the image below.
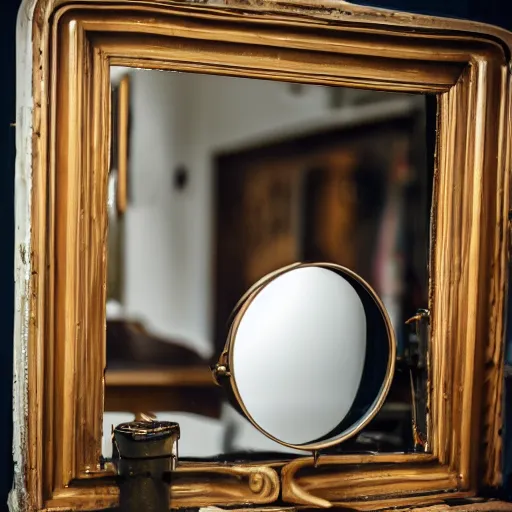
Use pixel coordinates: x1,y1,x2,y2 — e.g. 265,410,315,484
11,0,37,509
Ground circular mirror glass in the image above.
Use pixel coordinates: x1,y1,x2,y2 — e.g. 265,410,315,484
217,263,395,451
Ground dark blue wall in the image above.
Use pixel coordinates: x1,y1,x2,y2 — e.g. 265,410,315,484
0,0,511,509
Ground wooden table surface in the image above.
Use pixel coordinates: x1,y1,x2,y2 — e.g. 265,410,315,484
104,365,222,418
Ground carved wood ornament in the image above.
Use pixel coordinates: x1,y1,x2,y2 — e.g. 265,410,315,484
12,0,512,510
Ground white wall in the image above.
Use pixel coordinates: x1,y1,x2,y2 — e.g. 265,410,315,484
110,71,206,356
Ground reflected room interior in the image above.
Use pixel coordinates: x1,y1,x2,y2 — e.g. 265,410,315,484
104,67,433,461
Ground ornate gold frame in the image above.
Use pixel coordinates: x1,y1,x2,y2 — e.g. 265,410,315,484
12,1,512,511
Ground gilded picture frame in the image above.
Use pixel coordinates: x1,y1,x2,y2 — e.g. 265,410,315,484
12,0,512,510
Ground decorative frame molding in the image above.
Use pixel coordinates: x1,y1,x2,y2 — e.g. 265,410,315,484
12,1,512,510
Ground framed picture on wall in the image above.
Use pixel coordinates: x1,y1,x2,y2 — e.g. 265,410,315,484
107,74,131,302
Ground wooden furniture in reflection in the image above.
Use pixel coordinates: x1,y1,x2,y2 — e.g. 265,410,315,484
105,366,221,419
105,320,221,418
214,116,426,353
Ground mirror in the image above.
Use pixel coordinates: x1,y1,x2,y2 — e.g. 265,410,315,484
104,66,432,460
214,263,395,450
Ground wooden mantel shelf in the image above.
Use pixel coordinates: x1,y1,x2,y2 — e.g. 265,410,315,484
105,365,215,387
104,365,221,418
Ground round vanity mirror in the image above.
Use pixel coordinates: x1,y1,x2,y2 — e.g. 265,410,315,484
212,262,396,451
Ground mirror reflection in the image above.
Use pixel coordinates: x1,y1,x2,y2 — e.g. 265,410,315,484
104,66,432,460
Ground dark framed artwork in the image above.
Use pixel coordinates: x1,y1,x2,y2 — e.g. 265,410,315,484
213,104,430,357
